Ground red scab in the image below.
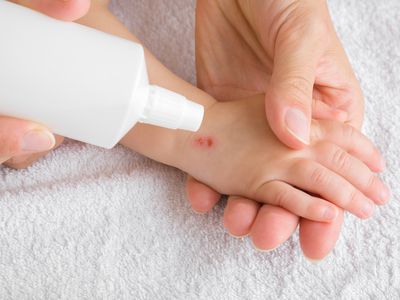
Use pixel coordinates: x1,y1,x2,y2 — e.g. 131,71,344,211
193,136,214,148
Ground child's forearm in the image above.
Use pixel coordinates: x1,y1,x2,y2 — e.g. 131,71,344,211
78,6,216,165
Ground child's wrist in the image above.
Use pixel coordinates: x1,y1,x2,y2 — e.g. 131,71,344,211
119,124,185,167
119,100,216,168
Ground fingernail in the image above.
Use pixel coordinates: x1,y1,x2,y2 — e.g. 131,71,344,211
380,186,391,204
254,246,278,253
252,241,278,253
228,231,249,238
323,207,337,221
192,209,207,215
305,256,323,264
379,157,386,171
360,201,374,219
285,108,310,144
22,130,55,152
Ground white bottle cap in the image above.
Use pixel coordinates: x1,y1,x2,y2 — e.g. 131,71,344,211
139,85,204,131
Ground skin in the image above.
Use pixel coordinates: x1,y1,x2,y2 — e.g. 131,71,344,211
188,0,374,260
122,94,388,223
72,5,388,256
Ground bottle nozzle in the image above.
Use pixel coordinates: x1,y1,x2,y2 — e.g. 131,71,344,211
139,85,204,131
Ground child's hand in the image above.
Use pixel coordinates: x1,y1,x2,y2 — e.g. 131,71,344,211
175,96,388,222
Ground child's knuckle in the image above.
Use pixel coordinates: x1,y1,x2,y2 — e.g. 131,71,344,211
345,189,359,208
315,140,331,152
365,175,377,192
310,120,326,143
309,166,328,185
292,158,308,172
274,186,291,208
342,124,356,141
331,148,350,171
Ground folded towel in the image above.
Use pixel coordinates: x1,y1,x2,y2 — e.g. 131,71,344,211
0,0,399,298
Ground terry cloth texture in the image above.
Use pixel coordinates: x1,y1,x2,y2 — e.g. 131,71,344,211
0,0,399,298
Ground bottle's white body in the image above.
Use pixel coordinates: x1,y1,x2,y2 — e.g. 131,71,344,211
0,2,203,149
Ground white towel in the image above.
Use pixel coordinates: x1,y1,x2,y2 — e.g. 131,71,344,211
0,0,399,298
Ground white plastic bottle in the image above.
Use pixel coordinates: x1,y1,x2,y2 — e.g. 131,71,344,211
0,1,204,149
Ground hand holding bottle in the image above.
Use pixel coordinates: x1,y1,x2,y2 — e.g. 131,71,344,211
2,0,90,169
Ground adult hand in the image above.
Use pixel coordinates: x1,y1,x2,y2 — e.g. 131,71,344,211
235,0,364,148
12,0,90,21
2,0,91,169
189,0,371,260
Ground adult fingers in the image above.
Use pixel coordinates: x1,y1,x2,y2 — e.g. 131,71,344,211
0,116,55,164
4,135,64,169
223,196,260,237
250,204,299,252
264,11,326,149
312,98,347,122
299,209,344,261
12,0,91,21
186,176,221,213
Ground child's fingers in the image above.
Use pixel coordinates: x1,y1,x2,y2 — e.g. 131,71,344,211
311,120,385,172
254,180,339,222
314,142,390,205
185,176,221,213
287,159,375,219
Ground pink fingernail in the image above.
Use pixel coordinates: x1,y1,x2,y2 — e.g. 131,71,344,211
22,130,55,152
305,256,323,264
379,157,386,171
380,186,391,204
285,108,310,145
323,207,337,220
360,201,374,219
254,245,278,253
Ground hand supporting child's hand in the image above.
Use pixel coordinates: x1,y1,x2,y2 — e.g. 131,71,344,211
193,0,371,259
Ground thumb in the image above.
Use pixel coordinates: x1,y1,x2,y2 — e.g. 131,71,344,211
0,117,55,164
265,33,321,149
12,0,91,21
